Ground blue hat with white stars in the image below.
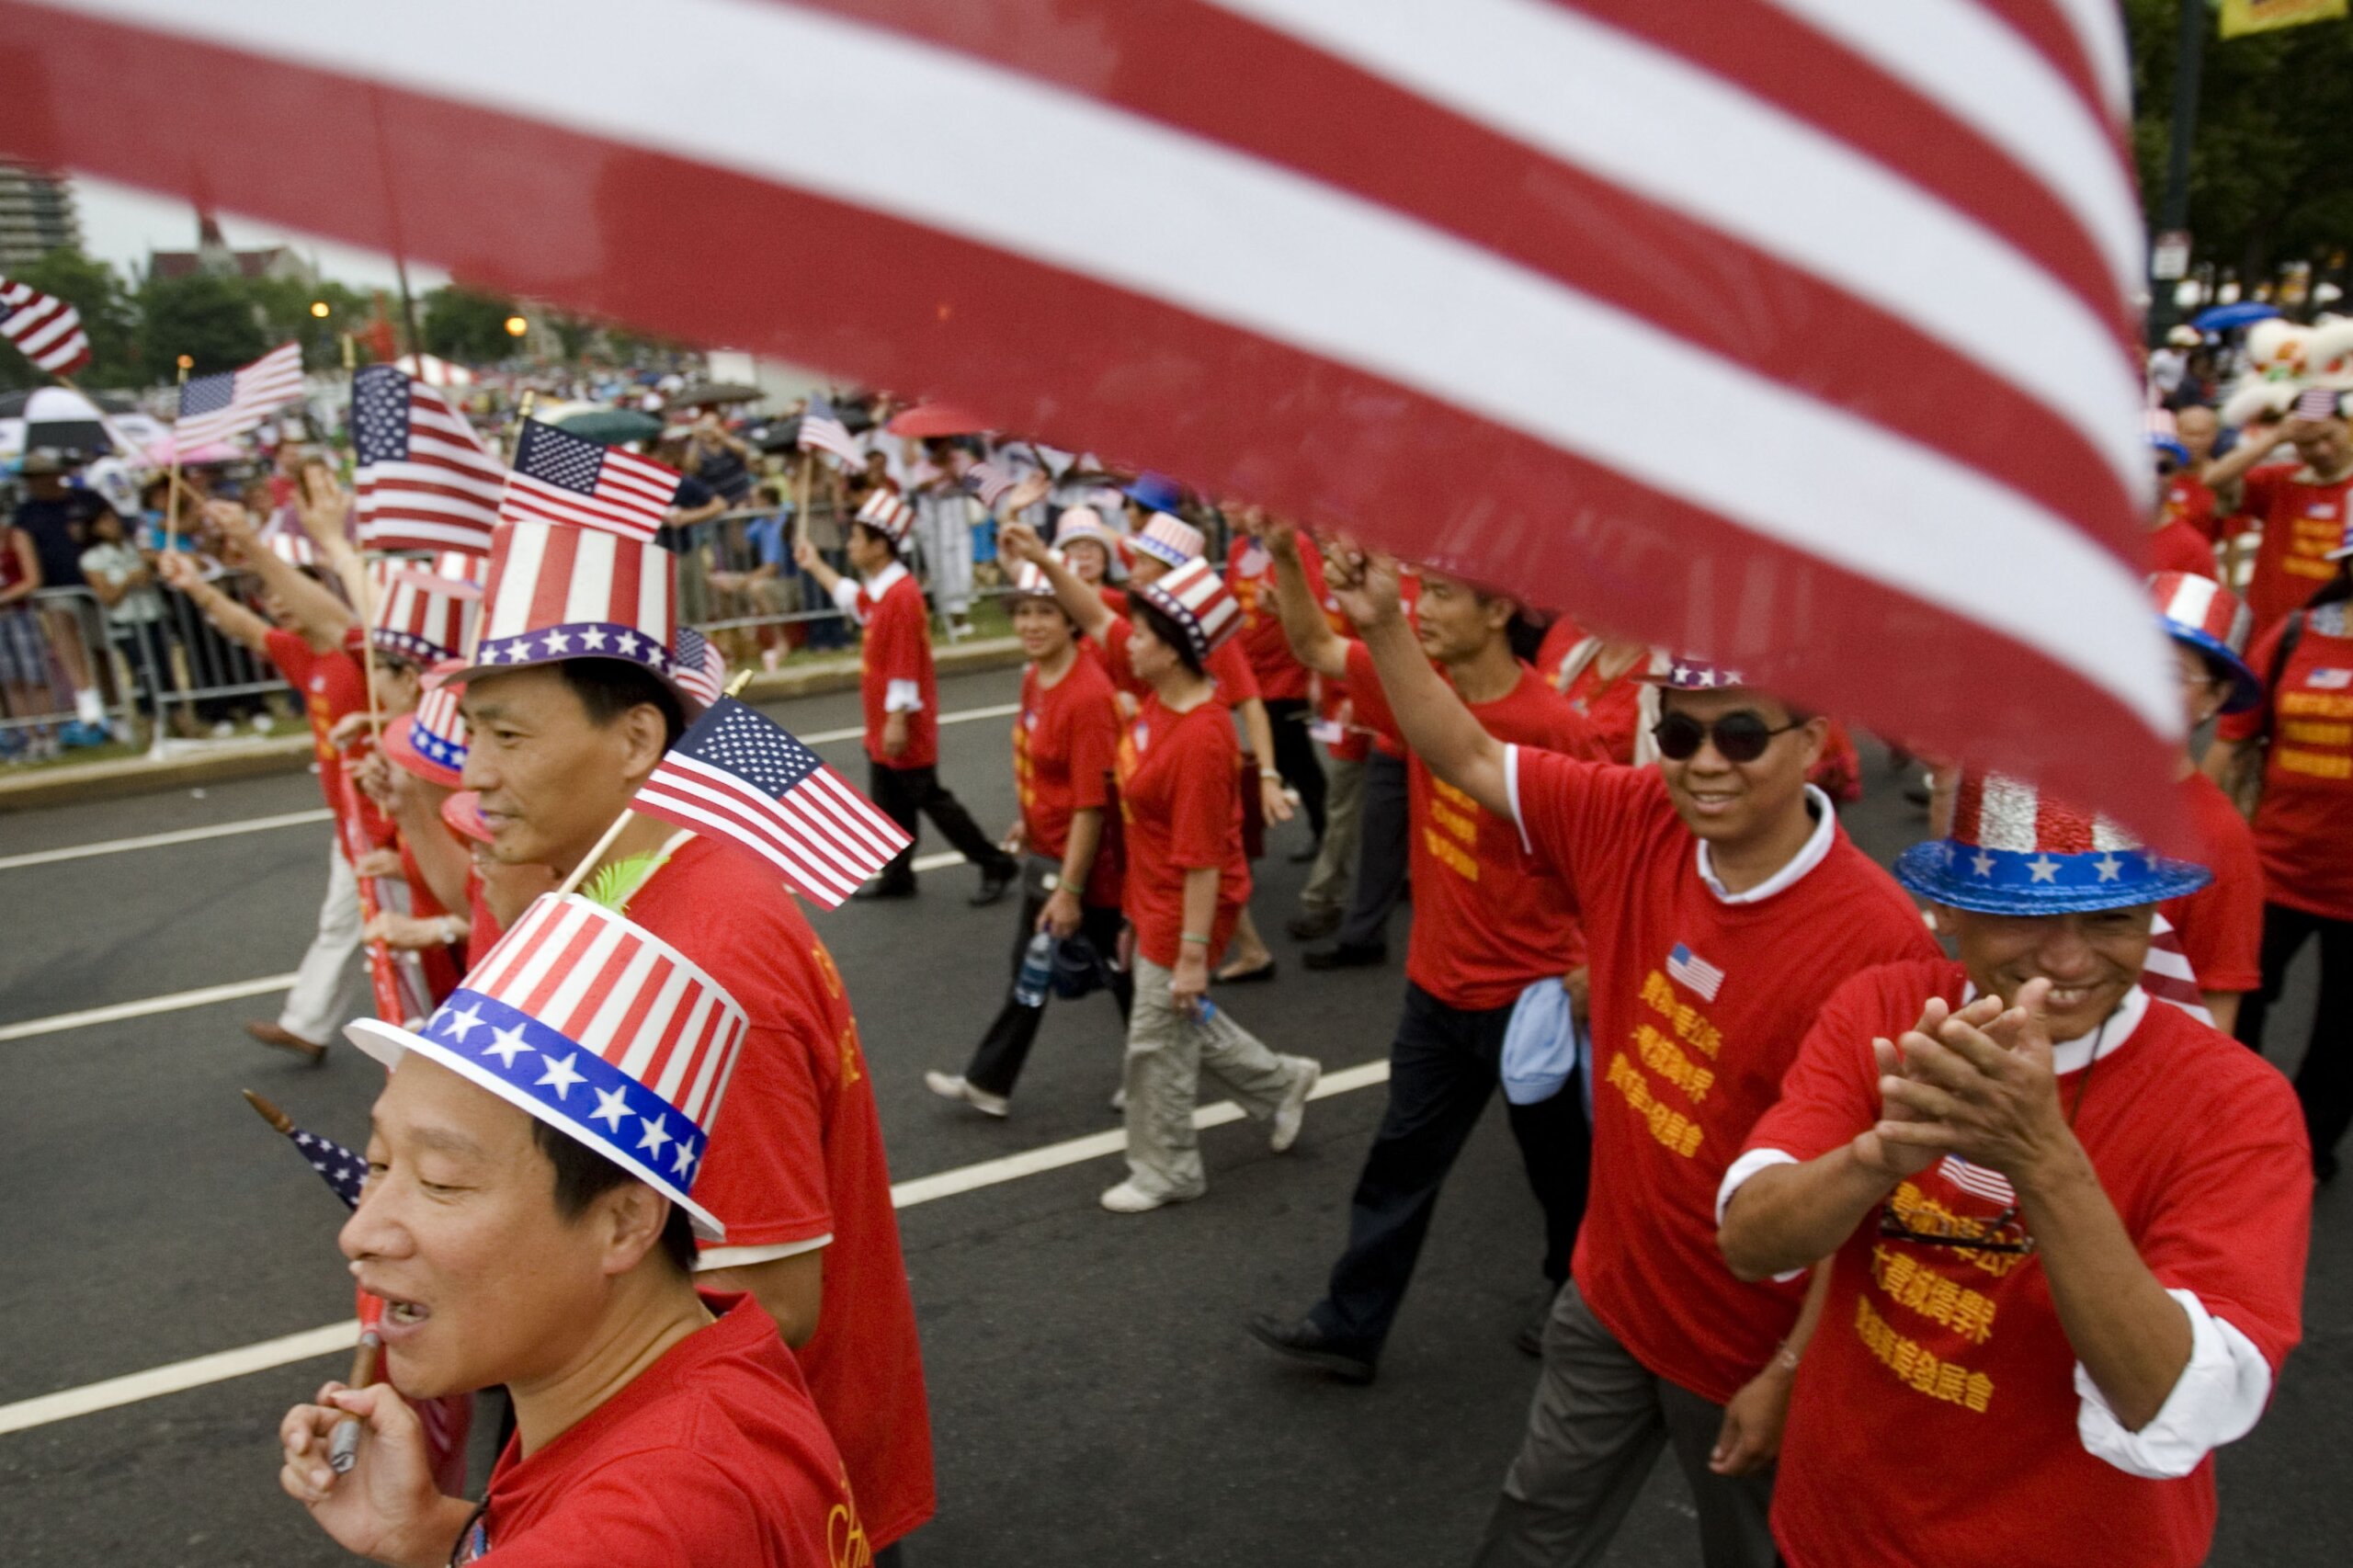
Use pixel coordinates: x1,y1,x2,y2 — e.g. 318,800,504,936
1893,769,2210,916
344,894,747,1240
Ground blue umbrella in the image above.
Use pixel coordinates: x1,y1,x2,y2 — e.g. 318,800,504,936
2192,301,2279,333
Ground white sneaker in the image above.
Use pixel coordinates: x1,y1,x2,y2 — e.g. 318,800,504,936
924,1071,1008,1119
1108,1084,1128,1113
1099,1179,1180,1214
1270,1056,1321,1153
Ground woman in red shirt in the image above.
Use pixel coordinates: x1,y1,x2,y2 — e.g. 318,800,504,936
1003,524,1322,1212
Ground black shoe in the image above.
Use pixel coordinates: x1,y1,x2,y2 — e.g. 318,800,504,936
1302,941,1386,971
1285,906,1342,942
1517,1285,1561,1358
1246,1312,1376,1384
855,879,917,901
970,861,1017,907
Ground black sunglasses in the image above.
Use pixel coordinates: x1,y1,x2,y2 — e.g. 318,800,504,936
1877,1200,2036,1256
1652,709,1804,764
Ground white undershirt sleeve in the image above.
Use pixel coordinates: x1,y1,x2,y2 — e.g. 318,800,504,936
2075,1290,2274,1479
1713,1148,1806,1283
829,577,864,618
696,1233,834,1271
885,678,924,713
1504,744,1532,855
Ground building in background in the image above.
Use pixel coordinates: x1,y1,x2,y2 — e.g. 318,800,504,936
148,212,316,286
0,161,84,269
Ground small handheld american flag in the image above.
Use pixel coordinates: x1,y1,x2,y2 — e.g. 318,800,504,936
176,341,305,447
501,417,680,541
673,625,727,709
632,697,911,908
353,365,506,553
796,393,862,470
0,278,92,375
963,456,1017,509
242,1089,368,1209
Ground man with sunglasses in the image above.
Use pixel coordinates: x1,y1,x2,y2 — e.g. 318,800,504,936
1716,769,2310,1568
2145,412,2220,582
1324,547,1936,1568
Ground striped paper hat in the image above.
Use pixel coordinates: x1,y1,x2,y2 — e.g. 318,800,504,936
1132,555,1241,661
345,894,748,1239
2149,571,2260,713
1131,512,1205,570
2143,407,2188,464
368,561,482,665
447,518,678,690
440,789,493,846
1053,506,1116,551
855,488,915,549
2293,386,2345,423
383,675,468,789
1893,769,2210,915
1009,548,1066,600
264,528,317,570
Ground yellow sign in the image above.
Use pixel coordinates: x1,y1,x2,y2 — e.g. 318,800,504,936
2221,0,2347,38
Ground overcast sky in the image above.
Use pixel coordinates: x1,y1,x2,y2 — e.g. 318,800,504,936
72,173,450,293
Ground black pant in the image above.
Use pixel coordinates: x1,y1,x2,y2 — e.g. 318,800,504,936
961,886,1134,1097
2236,900,2353,1173
867,759,1015,889
1263,697,1329,842
1311,981,1592,1356
1336,749,1409,949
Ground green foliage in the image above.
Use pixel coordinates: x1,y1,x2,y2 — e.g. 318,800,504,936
138,270,267,381
421,285,520,365
0,245,140,389
580,850,669,914
2128,4,2353,281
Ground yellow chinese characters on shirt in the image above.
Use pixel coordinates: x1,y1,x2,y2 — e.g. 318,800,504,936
1851,1180,2028,1415
1422,776,1482,881
1601,968,1722,1159
2279,689,2353,781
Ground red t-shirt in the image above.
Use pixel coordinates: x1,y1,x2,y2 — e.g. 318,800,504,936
2160,769,2264,994
2216,605,2353,919
1554,648,1646,767
2235,466,2353,637
459,1294,862,1565
462,866,503,971
1014,653,1123,908
2165,471,2222,543
265,628,376,827
1346,641,1601,1008
1094,584,1260,713
1509,750,1939,1402
1746,962,2310,1568
855,569,938,769
2148,518,2220,581
1101,615,1249,967
1224,535,1323,702
626,837,934,1548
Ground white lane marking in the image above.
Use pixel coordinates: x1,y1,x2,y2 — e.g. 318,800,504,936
0,810,335,871
0,705,1021,871
0,974,302,1043
0,1055,1392,1434
0,850,973,1040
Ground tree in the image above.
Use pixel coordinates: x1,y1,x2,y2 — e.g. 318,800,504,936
0,246,140,390
2128,5,2353,290
246,275,372,369
420,284,520,366
138,271,267,381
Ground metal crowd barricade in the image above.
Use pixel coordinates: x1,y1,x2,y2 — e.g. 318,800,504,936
0,585,126,753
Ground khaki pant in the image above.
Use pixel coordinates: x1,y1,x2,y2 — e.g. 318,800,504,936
1300,752,1364,915
279,845,363,1046
1120,954,1302,1200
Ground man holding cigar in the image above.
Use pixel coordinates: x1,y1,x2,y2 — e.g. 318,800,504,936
278,895,862,1564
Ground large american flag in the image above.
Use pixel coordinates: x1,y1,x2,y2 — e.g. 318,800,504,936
176,340,304,447
797,393,862,469
501,417,680,542
632,697,911,908
4,3,2181,839
352,364,506,553
0,278,91,375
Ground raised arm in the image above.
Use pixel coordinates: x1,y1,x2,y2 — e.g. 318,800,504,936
211,502,358,650
2200,417,2288,491
1324,544,1509,819
295,468,369,612
998,520,1114,644
1266,526,1349,678
156,550,273,655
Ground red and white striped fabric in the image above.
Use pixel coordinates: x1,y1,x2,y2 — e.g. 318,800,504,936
346,892,748,1238
1132,513,1206,570
0,2,2179,838
367,560,481,665
0,277,91,375
384,676,468,789
1134,554,1242,660
501,417,680,543
460,517,678,685
176,340,304,448
2140,910,2213,1026
352,364,506,555
854,487,915,548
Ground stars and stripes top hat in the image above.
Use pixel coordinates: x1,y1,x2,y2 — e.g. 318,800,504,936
852,488,915,550
344,894,748,1240
265,528,319,571
1641,654,1748,690
1893,769,2211,915
1009,549,1067,600
445,517,680,691
1132,555,1242,662
440,789,493,846
2143,407,2188,465
368,561,482,666
1131,513,1205,570
383,676,468,790
2150,572,2261,714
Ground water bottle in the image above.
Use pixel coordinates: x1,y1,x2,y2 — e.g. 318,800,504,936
1012,930,1055,1008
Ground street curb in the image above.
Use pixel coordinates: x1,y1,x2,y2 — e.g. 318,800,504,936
0,636,1027,814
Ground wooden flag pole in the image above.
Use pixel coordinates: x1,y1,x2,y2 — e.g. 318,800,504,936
792,449,814,551
354,556,385,743
163,358,190,555
552,808,637,901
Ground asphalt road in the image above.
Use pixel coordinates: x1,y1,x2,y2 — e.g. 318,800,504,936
0,665,2342,1566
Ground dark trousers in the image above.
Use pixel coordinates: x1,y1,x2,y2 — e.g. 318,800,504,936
1311,981,1592,1356
1336,749,1409,949
963,888,1134,1097
867,759,1014,889
2237,900,2353,1172
1263,697,1329,841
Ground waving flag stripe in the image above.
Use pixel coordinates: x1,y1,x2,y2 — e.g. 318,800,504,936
176,339,303,447
0,278,92,374
0,0,2178,839
353,365,505,552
